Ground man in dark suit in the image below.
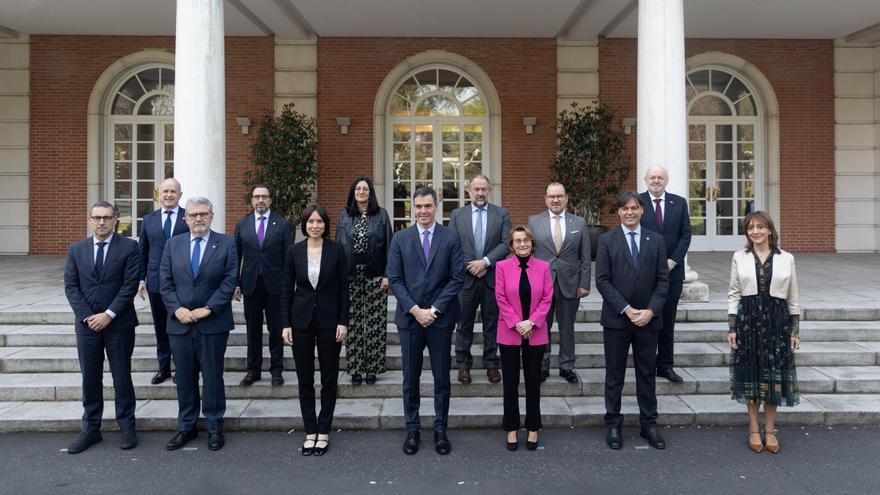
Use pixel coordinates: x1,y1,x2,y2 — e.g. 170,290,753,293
448,175,511,385
63,201,141,453
640,166,692,383
596,191,669,451
137,178,188,384
387,187,464,456
234,184,293,387
527,182,591,383
160,196,237,452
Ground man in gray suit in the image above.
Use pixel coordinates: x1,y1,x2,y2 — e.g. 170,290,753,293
527,182,591,383
448,175,511,385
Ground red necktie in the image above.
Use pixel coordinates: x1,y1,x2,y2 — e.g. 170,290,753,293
654,198,664,230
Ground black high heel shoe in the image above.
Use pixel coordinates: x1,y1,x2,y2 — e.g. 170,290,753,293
506,431,518,451
351,373,363,385
302,434,316,456
526,431,538,451
313,434,329,456
365,373,377,384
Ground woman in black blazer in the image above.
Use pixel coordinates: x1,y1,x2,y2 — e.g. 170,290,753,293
281,204,349,456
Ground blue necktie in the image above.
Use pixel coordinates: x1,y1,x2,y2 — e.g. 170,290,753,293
628,231,639,265
163,210,173,239
422,230,431,266
191,237,202,278
95,241,107,278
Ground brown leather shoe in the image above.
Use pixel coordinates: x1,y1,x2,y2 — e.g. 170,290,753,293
458,368,472,385
271,375,284,386
487,368,502,383
239,372,260,387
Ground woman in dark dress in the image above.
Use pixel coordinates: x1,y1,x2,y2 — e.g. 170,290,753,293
281,204,349,456
726,211,800,454
335,176,393,385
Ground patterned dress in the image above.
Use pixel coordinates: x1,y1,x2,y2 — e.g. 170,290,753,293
346,212,388,375
730,252,799,406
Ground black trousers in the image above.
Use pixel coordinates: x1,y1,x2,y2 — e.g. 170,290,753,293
169,327,229,434
399,324,453,433
455,277,500,369
76,327,136,433
499,343,543,432
292,321,341,435
147,291,172,371
603,323,659,429
244,276,284,376
657,280,683,370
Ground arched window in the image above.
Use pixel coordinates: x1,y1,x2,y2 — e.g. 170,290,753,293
107,66,175,238
387,67,490,230
686,67,761,250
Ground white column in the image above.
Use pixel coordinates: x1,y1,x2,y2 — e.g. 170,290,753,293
637,0,707,301
637,0,686,190
174,0,227,231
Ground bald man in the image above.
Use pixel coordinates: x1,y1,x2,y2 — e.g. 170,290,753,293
639,166,692,383
138,178,189,384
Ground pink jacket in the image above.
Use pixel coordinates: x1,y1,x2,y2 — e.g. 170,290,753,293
494,255,553,346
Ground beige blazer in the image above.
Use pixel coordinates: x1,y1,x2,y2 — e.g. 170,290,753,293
727,248,800,316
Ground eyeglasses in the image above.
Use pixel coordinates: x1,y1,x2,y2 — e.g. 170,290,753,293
186,211,212,219
89,216,116,222
512,238,532,245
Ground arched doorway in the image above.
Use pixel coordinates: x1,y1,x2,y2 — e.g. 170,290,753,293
686,66,763,250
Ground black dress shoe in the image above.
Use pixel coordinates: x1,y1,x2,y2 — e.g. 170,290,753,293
365,373,377,384
68,431,102,454
166,430,198,451
657,368,684,383
351,373,363,385
120,430,138,450
151,369,171,385
239,372,260,387
434,431,451,455
208,432,225,451
559,369,579,383
606,427,622,450
313,434,329,456
403,430,420,455
271,375,284,386
640,425,666,450
506,440,518,451
526,431,539,451
541,370,550,383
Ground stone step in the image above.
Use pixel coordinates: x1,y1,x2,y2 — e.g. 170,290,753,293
4,365,879,402
4,320,880,348
1,342,878,373
1,393,878,432
6,304,880,326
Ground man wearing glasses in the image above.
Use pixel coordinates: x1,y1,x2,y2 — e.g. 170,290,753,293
233,184,293,387
528,183,591,384
64,201,142,453
159,197,238,452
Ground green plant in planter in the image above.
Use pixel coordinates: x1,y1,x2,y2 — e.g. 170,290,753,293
243,103,318,225
552,102,630,226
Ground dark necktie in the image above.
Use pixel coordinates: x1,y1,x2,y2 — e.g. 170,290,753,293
422,230,431,266
654,198,664,231
628,231,639,265
191,238,202,278
256,216,266,276
163,210,173,239
95,241,107,278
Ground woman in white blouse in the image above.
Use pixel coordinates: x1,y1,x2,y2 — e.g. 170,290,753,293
281,204,349,456
726,211,800,454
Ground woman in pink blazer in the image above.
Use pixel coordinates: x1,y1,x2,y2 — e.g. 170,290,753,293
495,225,554,451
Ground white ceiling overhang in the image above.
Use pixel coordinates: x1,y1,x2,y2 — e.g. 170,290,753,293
0,0,878,42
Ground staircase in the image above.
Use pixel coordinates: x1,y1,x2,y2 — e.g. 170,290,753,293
2,304,880,432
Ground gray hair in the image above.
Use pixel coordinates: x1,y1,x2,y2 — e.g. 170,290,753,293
185,196,214,212
468,174,492,188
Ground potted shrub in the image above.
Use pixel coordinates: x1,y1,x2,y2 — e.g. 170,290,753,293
551,102,630,258
243,103,318,227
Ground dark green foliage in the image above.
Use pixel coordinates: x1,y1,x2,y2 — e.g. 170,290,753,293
243,103,318,225
552,102,630,226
